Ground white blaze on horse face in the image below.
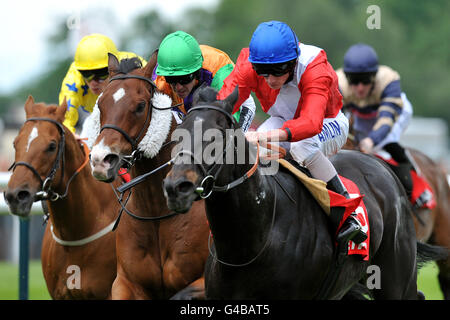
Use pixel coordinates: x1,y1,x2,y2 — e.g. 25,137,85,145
90,138,113,172
26,127,38,152
113,87,125,103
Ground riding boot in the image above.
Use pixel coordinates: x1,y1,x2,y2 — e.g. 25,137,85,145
326,175,368,245
389,162,413,199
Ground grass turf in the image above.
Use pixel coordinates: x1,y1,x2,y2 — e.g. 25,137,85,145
0,260,444,300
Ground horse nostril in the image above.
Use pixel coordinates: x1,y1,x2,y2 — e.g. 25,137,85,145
177,181,195,195
17,190,31,202
104,154,119,167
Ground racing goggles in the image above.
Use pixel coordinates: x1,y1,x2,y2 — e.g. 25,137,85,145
79,68,109,82
252,61,295,77
165,73,196,85
346,72,376,85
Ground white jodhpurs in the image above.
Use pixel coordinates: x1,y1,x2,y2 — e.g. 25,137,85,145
257,110,349,166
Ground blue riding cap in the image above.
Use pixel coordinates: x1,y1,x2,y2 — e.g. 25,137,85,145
343,43,379,73
249,21,300,64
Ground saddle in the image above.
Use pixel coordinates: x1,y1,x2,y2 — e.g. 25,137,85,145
278,159,370,260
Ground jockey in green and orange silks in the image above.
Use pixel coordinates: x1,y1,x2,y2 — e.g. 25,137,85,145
154,31,256,132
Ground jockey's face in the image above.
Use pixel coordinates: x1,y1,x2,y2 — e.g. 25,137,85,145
170,79,197,99
350,82,373,99
263,73,291,90
86,78,107,96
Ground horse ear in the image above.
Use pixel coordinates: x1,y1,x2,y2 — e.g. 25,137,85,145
24,95,35,118
108,53,120,75
143,48,158,79
55,98,68,122
222,86,239,114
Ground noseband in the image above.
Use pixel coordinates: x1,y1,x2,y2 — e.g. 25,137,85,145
9,117,66,201
174,105,259,199
99,74,173,167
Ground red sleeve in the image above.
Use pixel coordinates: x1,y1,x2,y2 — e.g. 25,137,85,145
281,52,338,141
217,48,255,114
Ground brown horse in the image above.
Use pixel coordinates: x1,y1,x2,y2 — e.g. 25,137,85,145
344,133,450,299
4,97,119,299
88,52,209,299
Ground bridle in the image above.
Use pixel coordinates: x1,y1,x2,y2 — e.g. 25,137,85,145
9,117,90,202
173,105,260,199
174,104,278,267
99,74,174,168
98,73,181,224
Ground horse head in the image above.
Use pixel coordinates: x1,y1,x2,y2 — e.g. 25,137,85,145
4,96,69,217
89,51,173,182
163,85,241,213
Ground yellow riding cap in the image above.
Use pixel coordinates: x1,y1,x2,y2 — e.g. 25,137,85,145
60,50,146,133
74,34,120,70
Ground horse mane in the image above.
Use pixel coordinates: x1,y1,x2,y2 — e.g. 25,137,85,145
117,57,143,74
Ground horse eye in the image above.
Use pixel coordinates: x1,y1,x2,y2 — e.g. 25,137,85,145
47,141,57,152
135,101,146,114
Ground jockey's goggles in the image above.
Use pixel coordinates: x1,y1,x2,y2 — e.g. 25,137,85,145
164,73,196,85
252,61,295,77
79,67,109,82
346,72,376,85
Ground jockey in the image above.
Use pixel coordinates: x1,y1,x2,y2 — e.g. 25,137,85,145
336,43,432,210
59,33,146,133
217,20,367,245
155,31,256,132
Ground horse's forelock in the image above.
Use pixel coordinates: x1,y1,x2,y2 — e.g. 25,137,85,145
117,57,143,74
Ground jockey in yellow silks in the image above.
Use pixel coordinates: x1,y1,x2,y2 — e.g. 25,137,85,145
59,34,146,133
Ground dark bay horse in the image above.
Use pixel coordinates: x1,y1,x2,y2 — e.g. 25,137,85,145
344,132,450,299
88,53,209,299
163,86,447,299
4,97,118,299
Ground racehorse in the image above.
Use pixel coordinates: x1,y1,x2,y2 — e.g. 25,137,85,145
4,97,119,299
162,86,447,299
344,131,450,299
88,52,209,299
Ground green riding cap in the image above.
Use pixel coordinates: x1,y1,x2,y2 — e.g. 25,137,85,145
156,31,204,76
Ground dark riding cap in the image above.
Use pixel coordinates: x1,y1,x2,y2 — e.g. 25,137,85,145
343,43,379,73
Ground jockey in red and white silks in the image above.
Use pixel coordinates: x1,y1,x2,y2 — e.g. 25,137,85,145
218,21,368,246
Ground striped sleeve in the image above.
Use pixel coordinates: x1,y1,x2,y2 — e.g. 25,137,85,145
369,79,403,145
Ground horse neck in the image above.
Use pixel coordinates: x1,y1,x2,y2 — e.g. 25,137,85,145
130,147,172,216
49,136,105,238
206,167,276,261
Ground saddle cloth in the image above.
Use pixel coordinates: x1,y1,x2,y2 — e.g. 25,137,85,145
278,159,370,261
376,156,436,210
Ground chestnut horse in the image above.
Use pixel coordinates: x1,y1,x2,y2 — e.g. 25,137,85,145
4,97,119,299
162,86,448,299
344,132,450,299
88,53,209,299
